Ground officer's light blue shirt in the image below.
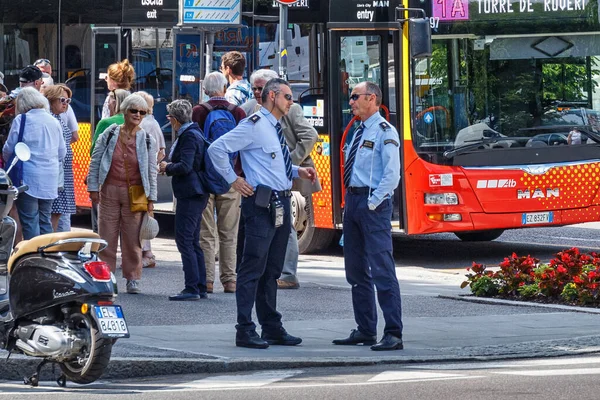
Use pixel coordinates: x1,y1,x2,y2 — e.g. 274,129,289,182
346,112,401,207
208,107,299,191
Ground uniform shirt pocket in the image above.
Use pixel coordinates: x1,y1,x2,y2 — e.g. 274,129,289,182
261,145,282,169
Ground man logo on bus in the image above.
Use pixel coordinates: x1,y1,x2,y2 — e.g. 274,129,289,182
517,188,560,199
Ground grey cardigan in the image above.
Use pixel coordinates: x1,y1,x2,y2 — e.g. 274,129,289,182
87,124,158,201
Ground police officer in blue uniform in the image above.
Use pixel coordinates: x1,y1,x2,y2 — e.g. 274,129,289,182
332,81,404,351
208,78,317,349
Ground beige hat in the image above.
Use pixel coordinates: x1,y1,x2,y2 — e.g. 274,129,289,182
139,213,159,245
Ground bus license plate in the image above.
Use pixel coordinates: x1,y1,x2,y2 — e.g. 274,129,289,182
92,305,129,338
522,212,553,225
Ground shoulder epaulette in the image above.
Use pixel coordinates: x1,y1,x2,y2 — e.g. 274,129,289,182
249,114,261,123
380,121,391,131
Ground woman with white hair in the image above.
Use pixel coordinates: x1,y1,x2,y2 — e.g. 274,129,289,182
87,93,158,294
2,87,66,239
135,90,166,268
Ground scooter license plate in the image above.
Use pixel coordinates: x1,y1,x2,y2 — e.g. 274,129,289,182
92,305,130,338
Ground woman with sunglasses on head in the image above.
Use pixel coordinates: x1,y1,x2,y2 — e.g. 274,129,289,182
102,59,135,119
44,84,77,232
87,94,157,294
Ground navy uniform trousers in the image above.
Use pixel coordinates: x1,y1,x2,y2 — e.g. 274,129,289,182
343,192,403,338
236,193,291,334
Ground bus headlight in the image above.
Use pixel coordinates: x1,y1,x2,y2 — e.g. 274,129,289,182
424,193,459,205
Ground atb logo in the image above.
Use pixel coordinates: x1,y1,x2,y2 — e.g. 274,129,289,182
476,179,517,189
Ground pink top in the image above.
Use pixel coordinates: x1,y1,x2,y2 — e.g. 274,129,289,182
105,134,143,187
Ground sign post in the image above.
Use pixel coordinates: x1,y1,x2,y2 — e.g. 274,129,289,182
276,0,299,80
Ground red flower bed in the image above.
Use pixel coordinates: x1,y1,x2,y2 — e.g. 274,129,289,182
461,248,600,306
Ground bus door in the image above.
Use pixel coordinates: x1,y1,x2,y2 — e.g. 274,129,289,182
327,28,404,231
90,27,124,130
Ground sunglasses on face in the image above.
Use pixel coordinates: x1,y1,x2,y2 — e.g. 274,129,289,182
349,93,372,101
279,93,293,101
59,97,71,104
129,109,147,116
252,86,264,93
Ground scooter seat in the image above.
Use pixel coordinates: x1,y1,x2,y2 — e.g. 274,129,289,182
7,231,103,273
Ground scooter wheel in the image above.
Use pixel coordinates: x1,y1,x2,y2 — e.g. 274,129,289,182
59,313,113,385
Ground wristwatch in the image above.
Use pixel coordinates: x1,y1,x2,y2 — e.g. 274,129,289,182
368,202,377,211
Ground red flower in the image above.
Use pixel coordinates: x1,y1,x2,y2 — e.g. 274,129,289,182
557,266,567,274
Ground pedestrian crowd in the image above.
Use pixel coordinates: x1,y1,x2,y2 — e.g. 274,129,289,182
0,50,404,351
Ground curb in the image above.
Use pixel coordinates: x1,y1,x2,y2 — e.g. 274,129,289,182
439,294,600,314
5,347,600,382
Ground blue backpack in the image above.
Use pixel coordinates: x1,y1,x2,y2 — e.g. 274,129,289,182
199,103,238,142
197,103,238,195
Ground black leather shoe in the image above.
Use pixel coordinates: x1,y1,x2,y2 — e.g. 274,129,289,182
169,291,200,301
261,331,302,346
332,329,377,346
236,330,269,349
370,333,404,351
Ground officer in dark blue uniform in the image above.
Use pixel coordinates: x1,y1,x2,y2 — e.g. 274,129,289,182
332,81,403,351
208,78,317,349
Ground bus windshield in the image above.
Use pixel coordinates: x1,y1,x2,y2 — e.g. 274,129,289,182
413,35,600,166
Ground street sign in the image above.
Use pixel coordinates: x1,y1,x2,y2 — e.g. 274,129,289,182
182,0,242,26
275,0,300,4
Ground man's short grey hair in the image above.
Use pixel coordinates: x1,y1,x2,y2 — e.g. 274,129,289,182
134,91,154,114
364,81,383,106
250,69,279,86
167,100,193,124
120,93,148,114
203,72,227,97
16,87,49,114
261,78,290,104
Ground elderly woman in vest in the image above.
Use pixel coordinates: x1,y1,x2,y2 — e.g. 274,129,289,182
2,87,66,240
87,94,157,294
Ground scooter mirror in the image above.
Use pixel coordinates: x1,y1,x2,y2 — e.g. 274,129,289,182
14,142,31,162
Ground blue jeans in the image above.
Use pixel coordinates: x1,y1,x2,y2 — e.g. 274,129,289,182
175,195,209,294
16,193,54,240
56,213,71,232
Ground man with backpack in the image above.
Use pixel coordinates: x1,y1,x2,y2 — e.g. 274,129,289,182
220,51,252,106
192,72,246,294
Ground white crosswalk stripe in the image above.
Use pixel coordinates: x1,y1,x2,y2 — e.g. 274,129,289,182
169,370,304,390
368,371,482,383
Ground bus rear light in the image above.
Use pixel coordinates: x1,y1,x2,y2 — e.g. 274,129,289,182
84,261,112,282
424,193,459,205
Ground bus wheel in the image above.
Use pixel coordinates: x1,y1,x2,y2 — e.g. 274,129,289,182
292,192,335,254
454,229,504,242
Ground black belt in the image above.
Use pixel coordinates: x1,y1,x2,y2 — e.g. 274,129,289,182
273,190,292,198
346,186,373,195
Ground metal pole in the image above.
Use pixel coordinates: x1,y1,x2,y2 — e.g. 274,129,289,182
205,31,215,77
278,5,288,80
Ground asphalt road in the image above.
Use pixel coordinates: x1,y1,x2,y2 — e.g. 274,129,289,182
4,355,600,399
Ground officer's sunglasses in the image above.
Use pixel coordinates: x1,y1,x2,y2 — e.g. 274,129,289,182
277,92,293,101
349,93,373,101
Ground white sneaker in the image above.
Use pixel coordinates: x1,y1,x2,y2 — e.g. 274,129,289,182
126,280,141,294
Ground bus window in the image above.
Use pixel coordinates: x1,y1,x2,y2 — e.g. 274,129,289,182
412,35,600,165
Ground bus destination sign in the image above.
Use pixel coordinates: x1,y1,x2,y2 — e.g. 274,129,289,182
432,0,593,22
329,0,402,23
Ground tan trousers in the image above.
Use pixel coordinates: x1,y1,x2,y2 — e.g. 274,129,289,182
98,184,143,280
199,188,241,284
